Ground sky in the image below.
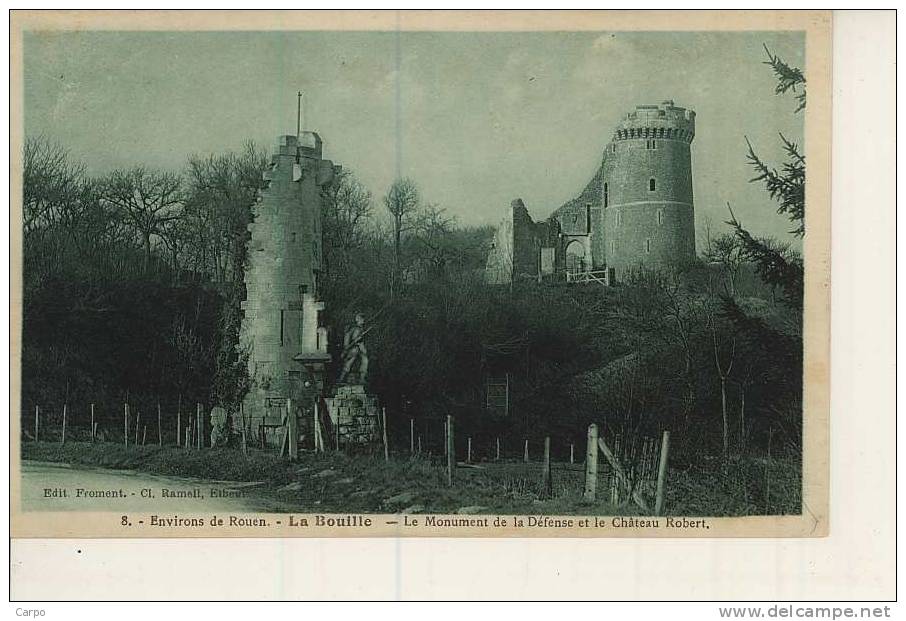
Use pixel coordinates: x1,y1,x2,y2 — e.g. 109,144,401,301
23,29,805,243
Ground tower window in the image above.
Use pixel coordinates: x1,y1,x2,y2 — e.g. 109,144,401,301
279,309,285,346
649,178,656,192
603,183,608,208
610,241,616,254
645,239,651,253
657,209,664,225
615,210,621,227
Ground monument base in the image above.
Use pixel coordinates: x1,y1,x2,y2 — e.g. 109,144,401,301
324,384,381,446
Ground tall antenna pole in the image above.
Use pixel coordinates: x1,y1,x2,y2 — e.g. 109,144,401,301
296,91,303,137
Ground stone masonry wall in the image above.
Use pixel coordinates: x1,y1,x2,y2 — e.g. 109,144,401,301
240,133,335,428
603,101,696,277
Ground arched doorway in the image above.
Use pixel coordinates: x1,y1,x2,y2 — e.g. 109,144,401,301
565,240,588,275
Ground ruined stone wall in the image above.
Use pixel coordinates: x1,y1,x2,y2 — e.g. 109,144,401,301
489,101,696,284
240,133,335,426
485,206,515,285
551,165,605,270
485,198,554,284
603,101,696,277
511,199,542,281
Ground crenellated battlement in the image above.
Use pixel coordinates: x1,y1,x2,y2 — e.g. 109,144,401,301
488,98,697,285
612,100,695,143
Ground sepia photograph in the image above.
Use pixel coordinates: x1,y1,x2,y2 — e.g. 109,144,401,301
10,11,832,539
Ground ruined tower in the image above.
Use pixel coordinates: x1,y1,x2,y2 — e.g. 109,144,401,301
602,100,696,278
485,199,560,284
240,133,335,430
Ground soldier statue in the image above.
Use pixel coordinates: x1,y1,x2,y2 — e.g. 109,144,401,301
338,312,369,384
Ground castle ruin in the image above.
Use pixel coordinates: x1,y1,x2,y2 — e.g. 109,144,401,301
240,133,335,435
486,100,696,284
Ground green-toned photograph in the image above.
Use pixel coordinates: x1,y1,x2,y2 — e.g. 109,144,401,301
15,21,819,529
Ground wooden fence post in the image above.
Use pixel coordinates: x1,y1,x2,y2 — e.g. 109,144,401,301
60,404,67,446
184,426,190,450
34,405,39,443
176,409,181,447
410,418,415,455
90,404,95,443
381,407,389,461
134,410,141,446
540,436,552,498
124,403,129,448
467,437,472,463
417,435,422,455
286,398,298,460
446,415,455,487
655,430,671,516
583,423,598,502
570,443,575,465
523,439,529,463
196,403,202,449
142,426,147,446
240,402,248,455
598,436,650,513
496,437,500,461
157,403,162,446
312,401,321,452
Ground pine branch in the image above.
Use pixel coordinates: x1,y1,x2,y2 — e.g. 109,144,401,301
745,136,805,237
725,204,803,309
763,44,806,113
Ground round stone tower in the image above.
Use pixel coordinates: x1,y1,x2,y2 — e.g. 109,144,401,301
602,100,696,278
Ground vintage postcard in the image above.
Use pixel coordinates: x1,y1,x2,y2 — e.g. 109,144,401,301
10,10,832,539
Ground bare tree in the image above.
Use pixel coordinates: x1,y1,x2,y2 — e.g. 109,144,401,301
412,204,455,276
167,313,213,411
23,136,86,239
706,306,736,459
100,167,184,273
182,142,267,283
735,357,755,453
703,231,744,295
383,177,421,289
321,169,373,278
617,268,705,428
698,214,715,257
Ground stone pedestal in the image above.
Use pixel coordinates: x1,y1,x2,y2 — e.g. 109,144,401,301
324,385,381,445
